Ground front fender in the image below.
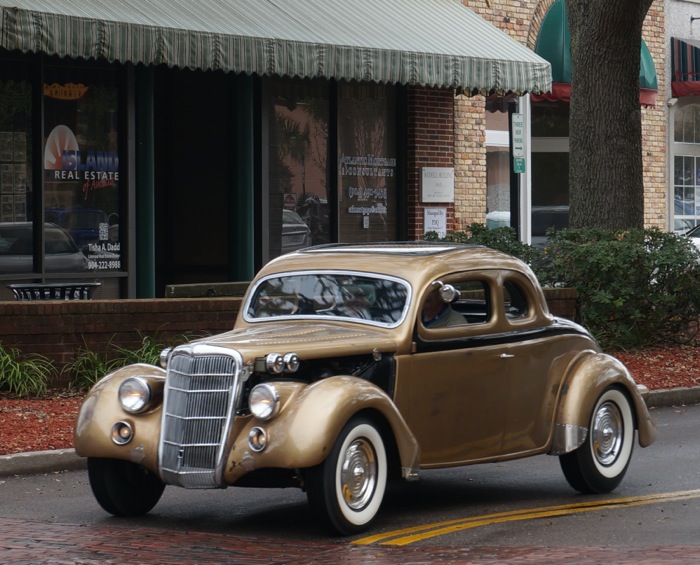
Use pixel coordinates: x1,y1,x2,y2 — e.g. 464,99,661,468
73,363,166,473
224,376,420,483
552,351,657,454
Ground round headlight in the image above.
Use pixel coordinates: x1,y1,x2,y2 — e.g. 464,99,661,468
119,377,151,414
265,353,285,374
249,383,280,420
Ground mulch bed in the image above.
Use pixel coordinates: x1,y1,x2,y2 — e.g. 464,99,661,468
1,344,699,456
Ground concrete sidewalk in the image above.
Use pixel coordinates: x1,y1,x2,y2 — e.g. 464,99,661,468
2,387,699,478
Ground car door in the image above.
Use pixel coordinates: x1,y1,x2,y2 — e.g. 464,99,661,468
498,273,565,455
395,274,512,467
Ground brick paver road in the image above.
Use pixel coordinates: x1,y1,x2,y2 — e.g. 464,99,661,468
2,517,700,564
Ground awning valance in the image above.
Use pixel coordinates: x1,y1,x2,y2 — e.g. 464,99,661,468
532,0,657,106
0,0,551,94
672,37,700,97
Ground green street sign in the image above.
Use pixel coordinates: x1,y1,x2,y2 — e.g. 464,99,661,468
513,157,525,174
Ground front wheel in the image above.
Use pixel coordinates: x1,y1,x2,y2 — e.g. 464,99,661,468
559,387,635,494
306,417,387,535
87,457,165,516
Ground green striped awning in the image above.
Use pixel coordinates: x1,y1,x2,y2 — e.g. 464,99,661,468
0,0,551,94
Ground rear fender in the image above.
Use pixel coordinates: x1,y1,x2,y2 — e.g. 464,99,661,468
224,376,420,483
552,352,657,454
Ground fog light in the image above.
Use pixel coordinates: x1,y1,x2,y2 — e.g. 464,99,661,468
248,427,268,452
111,421,133,445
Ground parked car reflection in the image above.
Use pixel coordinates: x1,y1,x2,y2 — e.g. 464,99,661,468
0,222,90,273
281,209,312,253
45,207,110,250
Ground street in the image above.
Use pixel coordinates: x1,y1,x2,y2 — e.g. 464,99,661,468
1,403,699,563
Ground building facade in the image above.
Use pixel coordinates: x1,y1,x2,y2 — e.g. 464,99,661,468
453,0,667,240
1,0,672,302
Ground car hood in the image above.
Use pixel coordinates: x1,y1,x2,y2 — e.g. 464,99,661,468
192,322,399,360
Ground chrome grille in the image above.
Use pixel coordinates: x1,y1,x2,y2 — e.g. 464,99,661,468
158,345,243,488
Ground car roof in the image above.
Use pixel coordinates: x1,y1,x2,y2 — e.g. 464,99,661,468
257,242,533,287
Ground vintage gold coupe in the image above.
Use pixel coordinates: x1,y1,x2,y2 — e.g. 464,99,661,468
74,242,656,535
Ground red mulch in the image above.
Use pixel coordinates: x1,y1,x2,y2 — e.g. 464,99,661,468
1,345,699,456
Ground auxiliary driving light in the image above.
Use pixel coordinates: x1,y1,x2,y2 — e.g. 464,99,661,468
265,353,285,374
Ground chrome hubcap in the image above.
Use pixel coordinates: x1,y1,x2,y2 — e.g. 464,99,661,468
592,401,623,466
340,439,377,510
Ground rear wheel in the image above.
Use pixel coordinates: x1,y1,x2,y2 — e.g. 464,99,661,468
306,417,387,535
559,387,634,494
87,457,165,516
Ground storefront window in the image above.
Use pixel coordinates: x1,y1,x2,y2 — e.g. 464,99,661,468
43,68,121,273
672,103,700,232
337,83,397,243
267,79,329,261
0,69,33,274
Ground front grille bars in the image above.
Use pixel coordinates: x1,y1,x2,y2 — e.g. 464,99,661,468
158,344,245,488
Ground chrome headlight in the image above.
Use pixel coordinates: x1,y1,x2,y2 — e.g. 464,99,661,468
249,383,280,420
118,376,151,414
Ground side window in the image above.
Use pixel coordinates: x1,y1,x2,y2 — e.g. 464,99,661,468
452,280,491,324
503,280,529,319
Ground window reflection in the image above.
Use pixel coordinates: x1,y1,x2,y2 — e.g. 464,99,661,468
268,80,329,261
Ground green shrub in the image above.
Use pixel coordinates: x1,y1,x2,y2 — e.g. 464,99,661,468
424,223,543,265
64,332,191,390
536,227,700,349
426,224,700,350
0,342,55,397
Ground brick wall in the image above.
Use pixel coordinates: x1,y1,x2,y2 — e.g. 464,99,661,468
0,290,577,387
0,298,241,386
447,0,667,229
407,87,456,239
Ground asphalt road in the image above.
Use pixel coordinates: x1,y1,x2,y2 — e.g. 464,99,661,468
1,403,700,563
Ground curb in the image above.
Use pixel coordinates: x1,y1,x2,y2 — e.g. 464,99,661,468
1,389,699,478
0,448,85,478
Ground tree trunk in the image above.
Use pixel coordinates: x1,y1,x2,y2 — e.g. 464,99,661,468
567,0,654,229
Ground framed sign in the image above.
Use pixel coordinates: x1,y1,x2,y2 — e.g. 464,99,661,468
421,167,454,202
424,207,447,238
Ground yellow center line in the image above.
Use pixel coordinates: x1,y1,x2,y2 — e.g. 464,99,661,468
352,489,700,546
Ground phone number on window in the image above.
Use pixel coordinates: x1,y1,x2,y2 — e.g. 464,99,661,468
89,260,121,270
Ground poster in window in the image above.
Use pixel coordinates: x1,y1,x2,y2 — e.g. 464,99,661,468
43,75,121,272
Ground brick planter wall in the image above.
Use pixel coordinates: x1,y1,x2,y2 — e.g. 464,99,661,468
0,298,241,386
0,288,577,387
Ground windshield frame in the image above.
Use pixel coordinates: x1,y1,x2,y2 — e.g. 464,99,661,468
243,269,412,328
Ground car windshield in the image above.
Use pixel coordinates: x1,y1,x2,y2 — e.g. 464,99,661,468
246,271,410,327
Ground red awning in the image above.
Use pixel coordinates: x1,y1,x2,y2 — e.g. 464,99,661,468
531,83,657,106
672,37,700,97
